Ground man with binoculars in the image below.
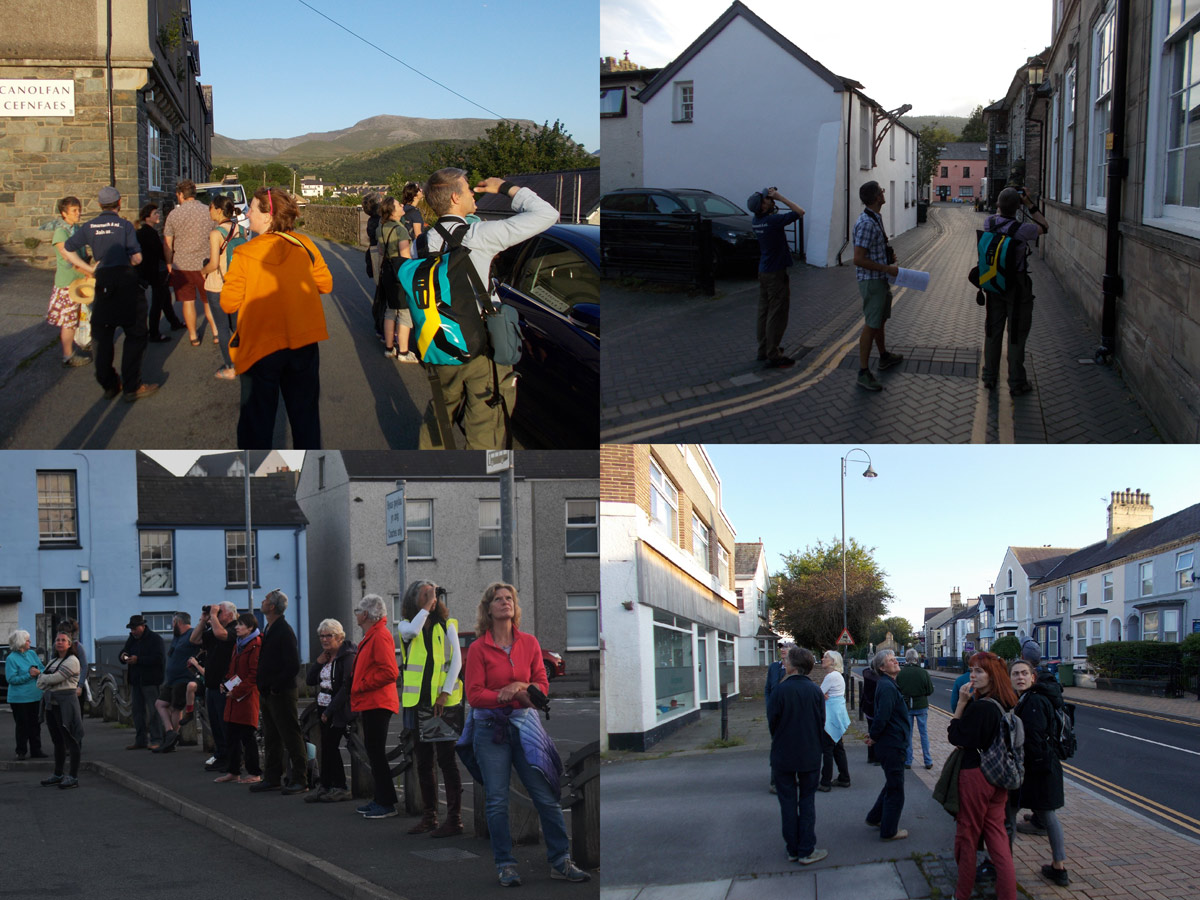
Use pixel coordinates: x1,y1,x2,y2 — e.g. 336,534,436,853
748,186,806,370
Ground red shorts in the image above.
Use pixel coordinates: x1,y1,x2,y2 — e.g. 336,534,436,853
171,268,207,304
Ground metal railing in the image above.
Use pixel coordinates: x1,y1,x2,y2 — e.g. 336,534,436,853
600,211,715,295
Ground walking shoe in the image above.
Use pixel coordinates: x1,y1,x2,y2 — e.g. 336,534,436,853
15,753,26,761
361,802,398,819
41,775,63,786
833,779,851,788
1041,864,1070,886
976,861,997,882
125,743,148,751
881,829,909,841
924,763,934,770
356,802,374,814
123,383,160,403
248,780,280,792
878,351,904,370
57,775,79,789
865,820,881,828
787,853,799,862
281,782,309,795
817,783,832,792
63,354,91,367
498,866,522,887
407,813,439,834
159,730,179,752
103,382,123,399
319,788,353,803
304,787,329,803
237,774,262,784
797,849,828,865
764,355,794,369
1017,821,1048,836
857,369,883,391
982,377,996,391
1010,381,1034,397
213,773,239,783
205,755,217,766
430,817,464,838
395,350,419,364
384,345,396,357
550,859,591,882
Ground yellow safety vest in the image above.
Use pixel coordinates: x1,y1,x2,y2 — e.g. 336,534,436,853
402,617,462,707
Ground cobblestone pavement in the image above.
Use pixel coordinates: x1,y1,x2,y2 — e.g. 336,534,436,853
602,205,1161,444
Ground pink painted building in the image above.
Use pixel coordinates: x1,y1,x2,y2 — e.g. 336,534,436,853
931,141,989,202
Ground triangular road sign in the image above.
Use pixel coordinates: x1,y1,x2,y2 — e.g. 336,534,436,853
836,628,855,645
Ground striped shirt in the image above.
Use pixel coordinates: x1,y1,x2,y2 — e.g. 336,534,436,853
853,210,888,281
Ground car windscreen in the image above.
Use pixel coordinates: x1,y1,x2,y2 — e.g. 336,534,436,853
195,187,247,208
676,193,745,217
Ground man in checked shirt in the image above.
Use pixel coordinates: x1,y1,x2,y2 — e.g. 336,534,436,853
852,181,903,392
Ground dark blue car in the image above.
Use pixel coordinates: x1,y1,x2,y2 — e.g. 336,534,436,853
492,224,599,448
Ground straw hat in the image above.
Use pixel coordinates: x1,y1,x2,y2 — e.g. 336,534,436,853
67,275,96,305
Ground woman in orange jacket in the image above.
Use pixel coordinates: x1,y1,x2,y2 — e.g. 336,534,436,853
350,593,399,819
220,186,332,450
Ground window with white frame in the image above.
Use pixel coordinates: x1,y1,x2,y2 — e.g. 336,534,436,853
1075,618,1101,655
139,530,174,592
406,499,433,559
148,121,162,191
1157,4,1200,228
42,589,79,633
143,611,175,636
717,543,729,586
1177,550,1195,588
691,513,710,571
1164,608,1180,642
757,587,766,619
1063,66,1076,204
673,81,693,122
1090,3,1116,209
565,500,598,556
1102,572,1114,604
565,593,599,649
959,186,974,197
649,458,678,542
1143,609,1160,640
756,638,771,667
1039,591,1047,617
1056,584,1068,613
37,470,78,544
1050,89,1060,200
225,531,257,586
1047,625,1060,659
1140,560,1154,596
478,500,501,558
1078,578,1088,608
735,588,744,611
1008,568,1013,588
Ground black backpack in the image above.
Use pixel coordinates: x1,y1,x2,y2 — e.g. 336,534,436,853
1049,701,1077,760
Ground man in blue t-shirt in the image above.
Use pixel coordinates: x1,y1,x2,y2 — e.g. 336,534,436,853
748,187,805,369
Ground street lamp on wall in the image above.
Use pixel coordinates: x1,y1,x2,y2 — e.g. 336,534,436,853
841,449,878,651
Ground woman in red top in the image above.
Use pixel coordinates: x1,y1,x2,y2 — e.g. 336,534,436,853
216,613,262,784
349,593,399,819
463,583,589,888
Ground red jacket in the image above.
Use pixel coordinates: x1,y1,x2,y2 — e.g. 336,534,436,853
464,629,549,710
224,635,260,727
350,617,399,713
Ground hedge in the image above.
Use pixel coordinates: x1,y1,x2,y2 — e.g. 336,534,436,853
1087,640,1181,679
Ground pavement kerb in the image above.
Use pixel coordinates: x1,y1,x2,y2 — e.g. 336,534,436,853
0,758,405,900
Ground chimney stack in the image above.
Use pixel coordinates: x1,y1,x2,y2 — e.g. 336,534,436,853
1107,488,1153,542
951,586,962,610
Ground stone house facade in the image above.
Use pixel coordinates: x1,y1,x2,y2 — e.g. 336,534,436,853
0,0,212,266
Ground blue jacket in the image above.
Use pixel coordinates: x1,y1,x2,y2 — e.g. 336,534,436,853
764,660,785,712
767,673,825,773
5,648,44,704
164,628,194,686
868,674,911,752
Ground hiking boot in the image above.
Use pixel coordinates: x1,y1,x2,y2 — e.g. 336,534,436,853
1041,865,1070,886
550,859,590,882
857,369,883,392
123,383,160,403
430,817,464,838
304,787,329,804
63,354,91,367
797,849,828,865
319,788,353,803
498,866,522,887
878,351,904,370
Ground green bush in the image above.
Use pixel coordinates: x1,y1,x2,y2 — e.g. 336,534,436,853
990,635,1020,661
1087,640,1182,679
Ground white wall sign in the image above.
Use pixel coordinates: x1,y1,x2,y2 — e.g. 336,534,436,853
385,489,405,545
0,80,75,116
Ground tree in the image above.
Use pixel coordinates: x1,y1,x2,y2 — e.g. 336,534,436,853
990,635,1020,661
771,538,893,655
865,615,915,651
960,104,987,142
423,119,596,185
917,122,960,188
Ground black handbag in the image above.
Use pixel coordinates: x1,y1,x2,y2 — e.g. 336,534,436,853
416,703,464,742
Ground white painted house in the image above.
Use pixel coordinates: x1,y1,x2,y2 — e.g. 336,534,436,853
635,1,918,268
734,541,776,665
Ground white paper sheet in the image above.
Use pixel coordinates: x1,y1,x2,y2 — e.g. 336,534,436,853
890,267,931,291
224,675,241,691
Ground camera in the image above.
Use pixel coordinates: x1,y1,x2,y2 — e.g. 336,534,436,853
434,586,448,602
885,245,897,265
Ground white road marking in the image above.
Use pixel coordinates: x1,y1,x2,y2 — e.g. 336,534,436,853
1099,727,1200,756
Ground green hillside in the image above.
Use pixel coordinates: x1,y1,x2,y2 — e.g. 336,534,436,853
306,140,474,184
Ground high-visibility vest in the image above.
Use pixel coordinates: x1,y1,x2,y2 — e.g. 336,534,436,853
401,617,462,707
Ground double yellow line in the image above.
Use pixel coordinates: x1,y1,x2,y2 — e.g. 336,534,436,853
928,704,1200,835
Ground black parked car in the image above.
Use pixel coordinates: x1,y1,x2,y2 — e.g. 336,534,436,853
600,187,760,272
492,223,599,448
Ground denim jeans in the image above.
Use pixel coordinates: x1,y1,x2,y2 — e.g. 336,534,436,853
773,768,819,858
867,744,906,838
906,707,932,767
473,713,570,870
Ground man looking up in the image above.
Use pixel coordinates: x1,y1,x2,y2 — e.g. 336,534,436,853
748,187,805,369
250,590,308,795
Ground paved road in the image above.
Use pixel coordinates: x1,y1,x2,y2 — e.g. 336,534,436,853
928,670,1200,839
0,238,549,449
0,763,341,899
601,205,1161,444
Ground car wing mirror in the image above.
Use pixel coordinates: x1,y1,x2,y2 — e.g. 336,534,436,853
568,302,599,336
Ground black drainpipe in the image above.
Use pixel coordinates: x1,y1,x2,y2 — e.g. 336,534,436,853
836,92,852,265
105,0,116,187
1097,0,1130,364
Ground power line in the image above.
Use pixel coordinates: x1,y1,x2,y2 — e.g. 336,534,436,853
294,0,515,124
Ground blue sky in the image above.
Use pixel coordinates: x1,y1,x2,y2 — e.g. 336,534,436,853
702,445,1198,636
193,0,599,152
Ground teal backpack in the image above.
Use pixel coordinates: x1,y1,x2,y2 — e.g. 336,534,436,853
968,220,1024,304
218,224,249,276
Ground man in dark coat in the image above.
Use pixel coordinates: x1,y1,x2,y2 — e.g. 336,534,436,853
764,642,790,794
861,657,879,763
865,649,912,841
767,646,828,865
120,615,165,749
251,590,308,794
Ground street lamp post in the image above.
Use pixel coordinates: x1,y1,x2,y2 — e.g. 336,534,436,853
841,448,878,684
